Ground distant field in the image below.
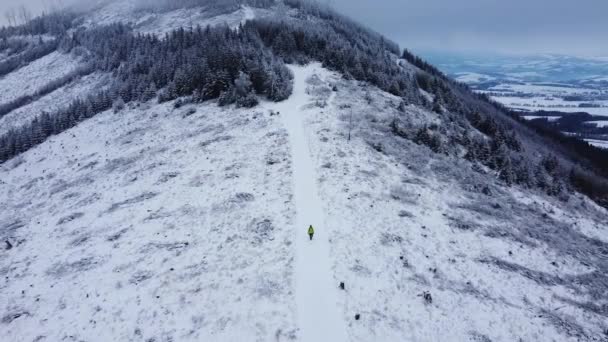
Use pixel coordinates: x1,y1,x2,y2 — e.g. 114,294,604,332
585,138,608,148
428,53,608,119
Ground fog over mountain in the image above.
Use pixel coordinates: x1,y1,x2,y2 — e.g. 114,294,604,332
2,0,607,56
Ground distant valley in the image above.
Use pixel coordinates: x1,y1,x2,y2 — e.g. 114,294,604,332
425,52,608,148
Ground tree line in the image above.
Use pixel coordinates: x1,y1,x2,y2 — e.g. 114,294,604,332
403,51,608,204
0,22,293,163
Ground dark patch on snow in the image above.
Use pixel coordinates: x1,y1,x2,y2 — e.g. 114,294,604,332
252,219,274,245
143,207,172,222
421,291,433,304
2,310,30,324
398,210,414,218
107,192,158,213
483,227,537,248
266,157,281,165
380,232,403,246
139,241,190,256
74,192,101,208
156,172,180,184
256,276,282,298
478,257,562,286
456,201,511,221
178,260,208,281
446,215,479,231
19,176,44,191
78,160,99,171
468,331,493,342
390,187,418,203
0,220,25,239
62,192,80,200
102,155,141,173
69,234,90,247
107,228,130,242
409,273,430,286
233,192,255,203
350,260,372,277
539,308,591,340
148,241,189,251
200,135,232,148
555,295,608,318
49,177,94,196
46,257,101,278
479,257,608,301
129,270,154,285
57,212,84,225
188,174,209,187
214,192,256,212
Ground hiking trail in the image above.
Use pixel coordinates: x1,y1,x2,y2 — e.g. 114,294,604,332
269,64,348,342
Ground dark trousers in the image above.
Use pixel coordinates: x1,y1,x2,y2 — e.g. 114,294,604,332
309,233,313,240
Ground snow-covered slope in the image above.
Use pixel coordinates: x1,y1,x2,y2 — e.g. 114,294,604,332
0,72,110,136
1,98,298,341
298,66,608,341
3,62,608,342
2,1,608,341
0,51,81,104
84,1,264,36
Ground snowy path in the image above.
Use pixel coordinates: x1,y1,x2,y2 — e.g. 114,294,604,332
270,65,348,342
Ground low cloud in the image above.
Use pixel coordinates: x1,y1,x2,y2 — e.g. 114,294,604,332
1,0,605,56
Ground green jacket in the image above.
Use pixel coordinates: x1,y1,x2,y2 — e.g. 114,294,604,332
308,226,315,235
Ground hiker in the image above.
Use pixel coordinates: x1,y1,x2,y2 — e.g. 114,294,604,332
308,225,315,240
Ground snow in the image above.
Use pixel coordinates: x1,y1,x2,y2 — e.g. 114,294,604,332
488,95,608,116
454,72,495,83
0,52,81,104
241,6,256,25
585,138,608,149
0,100,299,341
85,1,257,37
1,63,607,342
137,6,255,36
0,72,110,136
522,115,561,122
513,105,608,116
292,65,608,341
488,83,597,96
587,120,608,128
265,64,348,342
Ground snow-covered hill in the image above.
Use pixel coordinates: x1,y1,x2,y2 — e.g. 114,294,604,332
1,87,298,341
1,1,608,341
84,1,263,35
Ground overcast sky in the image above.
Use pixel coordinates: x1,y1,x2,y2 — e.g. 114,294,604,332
1,0,606,56
330,0,608,57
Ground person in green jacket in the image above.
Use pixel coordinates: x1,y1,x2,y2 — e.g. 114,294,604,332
308,225,315,241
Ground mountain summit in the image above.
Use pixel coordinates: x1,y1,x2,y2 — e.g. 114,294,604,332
1,1,607,341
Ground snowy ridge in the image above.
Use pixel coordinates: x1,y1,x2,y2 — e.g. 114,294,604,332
0,72,110,136
268,64,347,342
0,52,81,104
85,1,258,36
296,66,608,341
